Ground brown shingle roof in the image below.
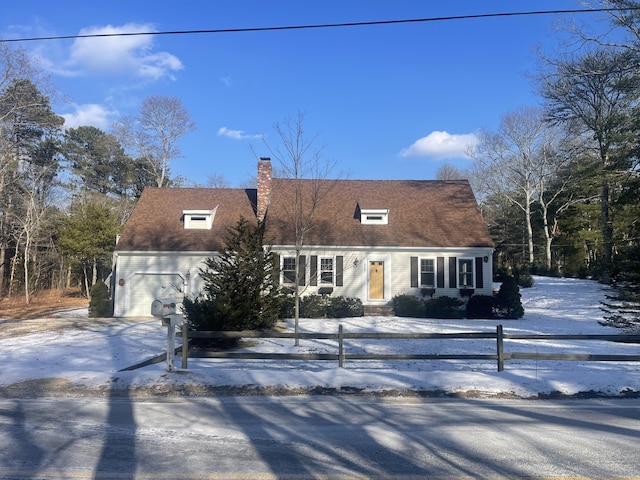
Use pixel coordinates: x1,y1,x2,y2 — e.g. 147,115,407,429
115,187,257,252
264,179,494,248
117,179,494,252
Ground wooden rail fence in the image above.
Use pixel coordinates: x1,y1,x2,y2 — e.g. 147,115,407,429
177,324,640,372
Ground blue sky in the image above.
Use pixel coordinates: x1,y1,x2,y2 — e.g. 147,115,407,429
2,1,610,186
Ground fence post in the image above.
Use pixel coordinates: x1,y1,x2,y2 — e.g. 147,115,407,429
339,324,344,368
496,324,504,372
182,323,188,369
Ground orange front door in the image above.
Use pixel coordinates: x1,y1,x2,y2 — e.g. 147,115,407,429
369,261,384,299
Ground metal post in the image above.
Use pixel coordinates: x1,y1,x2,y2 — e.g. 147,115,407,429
497,324,504,372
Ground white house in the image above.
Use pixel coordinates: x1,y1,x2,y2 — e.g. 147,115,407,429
112,158,494,317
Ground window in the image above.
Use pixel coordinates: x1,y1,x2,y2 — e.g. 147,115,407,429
320,257,334,285
458,259,474,288
282,257,296,284
360,208,389,225
183,207,217,230
420,258,435,287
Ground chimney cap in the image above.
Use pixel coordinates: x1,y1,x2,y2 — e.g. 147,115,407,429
259,157,271,162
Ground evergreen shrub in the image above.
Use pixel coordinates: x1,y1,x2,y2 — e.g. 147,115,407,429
327,296,363,318
89,282,112,317
466,294,496,319
495,275,525,319
391,294,425,317
425,296,464,318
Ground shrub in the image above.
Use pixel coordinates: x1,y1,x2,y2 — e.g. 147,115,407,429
391,294,426,317
466,295,496,319
425,296,464,319
89,282,112,317
495,275,524,319
279,294,364,318
327,296,364,318
515,269,535,288
300,295,327,318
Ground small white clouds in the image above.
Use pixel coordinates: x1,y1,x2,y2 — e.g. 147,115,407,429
400,131,478,160
217,127,264,140
61,103,117,130
48,23,182,80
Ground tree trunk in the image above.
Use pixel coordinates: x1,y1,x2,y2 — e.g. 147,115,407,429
525,195,535,266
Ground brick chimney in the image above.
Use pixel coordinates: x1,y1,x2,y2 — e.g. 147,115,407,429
257,157,272,223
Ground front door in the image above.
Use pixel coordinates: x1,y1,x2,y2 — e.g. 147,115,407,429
369,261,385,299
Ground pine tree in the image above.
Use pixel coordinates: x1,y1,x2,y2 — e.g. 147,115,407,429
183,217,283,332
495,275,525,319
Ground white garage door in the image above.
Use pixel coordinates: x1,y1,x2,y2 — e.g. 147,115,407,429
128,273,184,317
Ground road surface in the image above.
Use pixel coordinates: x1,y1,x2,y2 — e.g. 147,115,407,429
1,396,639,479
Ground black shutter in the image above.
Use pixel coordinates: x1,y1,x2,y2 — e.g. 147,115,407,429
449,257,457,288
310,255,318,286
336,256,343,286
410,257,418,287
298,255,306,286
437,257,445,288
475,257,484,288
273,253,280,284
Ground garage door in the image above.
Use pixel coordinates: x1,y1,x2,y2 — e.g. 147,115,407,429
128,273,184,317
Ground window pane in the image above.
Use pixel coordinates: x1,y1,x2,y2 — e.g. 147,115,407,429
320,258,333,285
420,259,435,287
459,259,473,287
282,257,296,284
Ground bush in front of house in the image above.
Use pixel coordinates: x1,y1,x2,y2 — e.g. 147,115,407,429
327,296,364,318
466,294,496,319
391,294,426,317
89,282,112,317
495,275,524,319
278,294,364,318
425,296,465,318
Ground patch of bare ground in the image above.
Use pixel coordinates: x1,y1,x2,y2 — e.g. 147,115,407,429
1,288,89,319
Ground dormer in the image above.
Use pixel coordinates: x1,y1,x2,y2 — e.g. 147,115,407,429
360,208,389,225
183,206,218,230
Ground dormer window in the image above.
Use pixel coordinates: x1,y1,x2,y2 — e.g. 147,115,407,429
183,206,217,230
361,208,389,225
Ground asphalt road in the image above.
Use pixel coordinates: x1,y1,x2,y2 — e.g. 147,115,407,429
1,396,639,479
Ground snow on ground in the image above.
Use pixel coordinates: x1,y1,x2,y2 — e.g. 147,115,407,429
1,276,639,397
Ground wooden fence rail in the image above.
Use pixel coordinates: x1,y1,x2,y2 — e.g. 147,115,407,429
177,324,640,372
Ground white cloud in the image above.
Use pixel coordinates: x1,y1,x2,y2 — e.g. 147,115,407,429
61,103,117,130
50,23,182,80
217,127,264,140
399,131,478,160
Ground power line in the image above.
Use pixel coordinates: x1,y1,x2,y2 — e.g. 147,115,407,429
2,7,640,44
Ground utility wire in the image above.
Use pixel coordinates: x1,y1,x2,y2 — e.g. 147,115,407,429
2,7,640,43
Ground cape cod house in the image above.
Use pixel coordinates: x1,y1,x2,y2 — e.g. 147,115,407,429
111,158,494,317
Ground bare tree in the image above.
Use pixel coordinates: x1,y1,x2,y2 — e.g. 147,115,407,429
206,173,230,188
472,106,552,266
112,96,195,188
435,163,468,180
260,111,337,345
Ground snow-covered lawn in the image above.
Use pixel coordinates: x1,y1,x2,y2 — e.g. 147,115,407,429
1,276,638,397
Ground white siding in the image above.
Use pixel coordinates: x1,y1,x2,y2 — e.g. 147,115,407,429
112,252,215,317
272,246,494,305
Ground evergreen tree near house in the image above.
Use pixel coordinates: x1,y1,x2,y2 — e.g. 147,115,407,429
495,275,525,319
183,217,283,332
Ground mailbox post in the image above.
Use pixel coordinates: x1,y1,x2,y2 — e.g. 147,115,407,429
151,298,183,372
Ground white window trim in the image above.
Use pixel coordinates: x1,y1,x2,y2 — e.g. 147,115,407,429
281,256,297,285
419,257,436,288
319,256,335,286
458,257,475,288
361,208,389,225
